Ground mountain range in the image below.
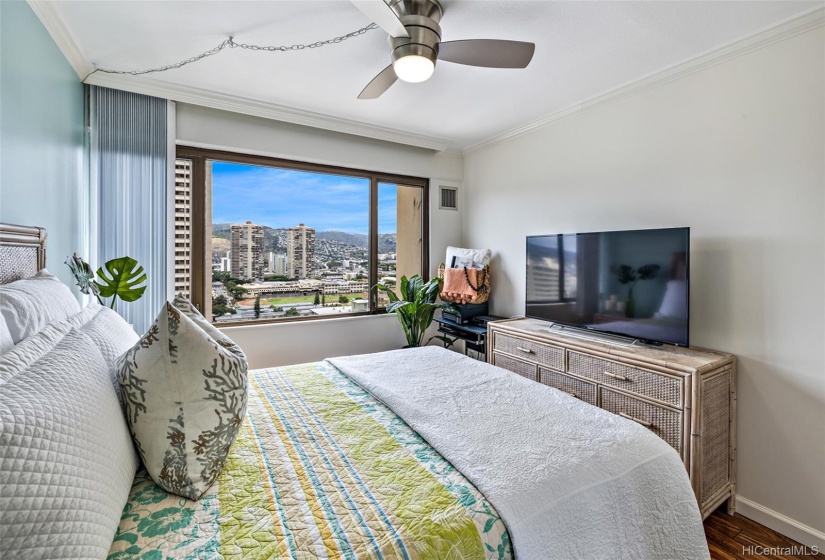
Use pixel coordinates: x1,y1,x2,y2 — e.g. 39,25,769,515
212,224,396,253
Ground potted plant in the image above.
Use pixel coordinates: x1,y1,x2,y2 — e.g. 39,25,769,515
65,254,147,308
615,263,660,318
376,274,453,348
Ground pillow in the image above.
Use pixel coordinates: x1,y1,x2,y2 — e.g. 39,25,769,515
172,294,246,361
0,269,80,344
0,303,99,385
655,280,688,319
117,302,248,500
0,317,12,354
78,305,139,406
446,246,492,269
0,330,139,559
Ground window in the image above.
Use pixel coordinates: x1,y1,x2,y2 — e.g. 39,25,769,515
176,147,428,324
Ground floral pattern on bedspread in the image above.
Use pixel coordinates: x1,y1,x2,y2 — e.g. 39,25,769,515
109,361,512,560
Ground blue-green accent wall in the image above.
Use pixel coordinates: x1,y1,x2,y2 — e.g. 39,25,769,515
1,0,85,289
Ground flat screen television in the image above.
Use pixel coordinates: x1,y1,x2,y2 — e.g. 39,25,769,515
526,227,690,346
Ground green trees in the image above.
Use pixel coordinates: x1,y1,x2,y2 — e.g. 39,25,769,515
284,307,300,317
254,296,262,319
211,295,236,320
226,282,248,301
338,295,349,304
314,291,321,305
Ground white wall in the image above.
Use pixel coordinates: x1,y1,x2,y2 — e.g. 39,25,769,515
176,104,463,366
463,27,825,543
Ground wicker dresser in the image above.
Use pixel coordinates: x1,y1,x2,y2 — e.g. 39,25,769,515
488,317,736,519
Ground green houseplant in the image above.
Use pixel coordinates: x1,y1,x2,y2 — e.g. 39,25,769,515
376,274,452,348
615,263,660,318
66,254,147,309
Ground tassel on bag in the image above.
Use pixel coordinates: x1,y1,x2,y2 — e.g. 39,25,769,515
441,267,486,304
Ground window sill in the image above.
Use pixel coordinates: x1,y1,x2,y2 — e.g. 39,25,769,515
216,311,396,330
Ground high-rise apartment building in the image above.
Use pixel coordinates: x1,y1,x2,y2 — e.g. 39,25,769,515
266,252,287,276
287,224,316,279
230,221,264,280
273,255,287,276
174,159,192,297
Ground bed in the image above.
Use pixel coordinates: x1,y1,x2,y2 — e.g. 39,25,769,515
0,222,710,560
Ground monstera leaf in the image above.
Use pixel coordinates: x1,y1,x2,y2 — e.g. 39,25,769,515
637,264,661,280
616,264,637,285
95,256,147,308
64,254,101,300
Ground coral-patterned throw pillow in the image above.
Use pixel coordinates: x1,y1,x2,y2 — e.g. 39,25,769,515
116,302,248,500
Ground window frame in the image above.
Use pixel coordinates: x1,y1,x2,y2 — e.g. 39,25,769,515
176,145,430,326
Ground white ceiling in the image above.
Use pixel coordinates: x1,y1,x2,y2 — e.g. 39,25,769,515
48,0,820,149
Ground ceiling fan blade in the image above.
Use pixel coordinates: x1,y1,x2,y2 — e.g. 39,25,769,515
438,39,535,68
358,65,399,99
350,0,409,39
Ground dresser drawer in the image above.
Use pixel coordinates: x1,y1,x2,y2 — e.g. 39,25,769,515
494,332,564,371
600,387,683,453
492,352,538,382
568,351,682,407
539,368,597,406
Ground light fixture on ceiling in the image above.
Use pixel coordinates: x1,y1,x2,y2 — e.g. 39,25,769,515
392,45,436,83
355,0,535,99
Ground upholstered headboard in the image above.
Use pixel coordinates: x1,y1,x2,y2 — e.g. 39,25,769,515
0,223,47,284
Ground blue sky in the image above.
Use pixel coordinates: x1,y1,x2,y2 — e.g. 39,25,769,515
211,161,397,234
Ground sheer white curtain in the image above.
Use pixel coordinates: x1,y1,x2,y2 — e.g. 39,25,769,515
89,86,174,333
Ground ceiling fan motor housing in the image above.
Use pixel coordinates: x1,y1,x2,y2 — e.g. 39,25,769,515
388,0,443,68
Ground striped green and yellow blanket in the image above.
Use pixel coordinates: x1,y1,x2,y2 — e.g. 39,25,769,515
108,361,512,560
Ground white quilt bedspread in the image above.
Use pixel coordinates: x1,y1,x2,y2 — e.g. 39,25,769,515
328,347,709,560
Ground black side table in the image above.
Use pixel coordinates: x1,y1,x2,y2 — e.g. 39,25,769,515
434,316,505,360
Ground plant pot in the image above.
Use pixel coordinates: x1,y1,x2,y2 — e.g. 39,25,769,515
625,295,636,318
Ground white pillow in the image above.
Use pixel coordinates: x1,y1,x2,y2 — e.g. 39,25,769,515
0,329,139,558
0,303,99,385
0,269,80,344
446,246,492,269
655,280,688,319
79,305,139,405
0,317,12,354
117,302,248,500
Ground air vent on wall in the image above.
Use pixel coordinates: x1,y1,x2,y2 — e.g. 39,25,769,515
439,186,458,210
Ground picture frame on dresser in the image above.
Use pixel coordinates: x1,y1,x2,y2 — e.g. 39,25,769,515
487,317,736,519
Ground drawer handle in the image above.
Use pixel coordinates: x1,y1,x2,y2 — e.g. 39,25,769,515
516,346,534,354
603,370,629,381
619,412,653,428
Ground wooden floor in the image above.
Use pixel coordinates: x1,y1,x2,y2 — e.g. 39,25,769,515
705,509,822,559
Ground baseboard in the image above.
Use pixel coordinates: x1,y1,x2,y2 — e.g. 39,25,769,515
736,495,825,551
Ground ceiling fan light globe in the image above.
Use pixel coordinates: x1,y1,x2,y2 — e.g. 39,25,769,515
393,55,435,83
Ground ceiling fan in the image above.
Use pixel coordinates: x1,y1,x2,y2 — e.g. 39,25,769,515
351,0,535,99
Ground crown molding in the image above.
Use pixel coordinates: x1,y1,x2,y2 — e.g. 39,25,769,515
27,0,93,79
464,6,825,155
83,72,452,151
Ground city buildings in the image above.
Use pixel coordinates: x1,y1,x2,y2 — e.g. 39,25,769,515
273,254,286,276
267,252,287,276
287,223,316,279
174,159,192,297
230,221,264,280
